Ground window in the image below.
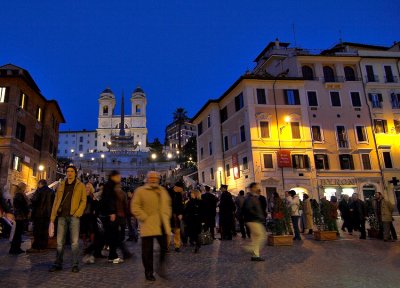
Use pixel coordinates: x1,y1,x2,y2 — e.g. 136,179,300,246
314,154,329,170
291,122,301,139
209,142,213,155
339,154,355,170
361,154,372,170
302,65,314,80
200,147,204,159
224,136,229,151
257,89,267,104
220,107,228,122
197,122,203,136
207,114,211,128
33,134,42,150
263,154,273,169
103,142,106,147
235,93,244,111
350,92,362,107
0,87,9,103
243,157,248,170
336,126,348,148
79,144,83,151
259,121,270,138
307,91,318,106
201,171,205,183
19,92,28,110
383,152,393,168
231,135,237,147
374,119,388,134
33,163,37,177
79,136,83,143
355,126,367,142
311,126,322,142
35,106,42,122
323,66,335,82
384,66,394,83
366,65,376,82
210,168,214,180
284,90,300,105
292,155,310,169
226,164,230,177
103,105,108,115
136,105,141,114
240,125,246,142
394,120,400,134
16,122,26,142
368,93,382,108
330,92,341,107
12,155,22,171
344,66,356,81
0,119,6,136
391,93,400,109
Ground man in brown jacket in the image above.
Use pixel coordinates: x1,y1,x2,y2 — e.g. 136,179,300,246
131,171,171,282
373,192,394,241
49,165,87,273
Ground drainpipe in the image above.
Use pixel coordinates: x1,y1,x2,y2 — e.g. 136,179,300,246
357,59,386,196
217,103,226,186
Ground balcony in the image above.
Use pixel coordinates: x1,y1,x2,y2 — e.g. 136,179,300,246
323,76,344,83
344,76,362,82
366,75,379,83
385,76,399,83
338,140,349,148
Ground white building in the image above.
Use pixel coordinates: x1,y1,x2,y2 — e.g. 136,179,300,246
57,129,97,158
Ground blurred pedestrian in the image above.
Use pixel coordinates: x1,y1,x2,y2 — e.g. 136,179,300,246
242,183,266,261
349,193,367,239
9,182,29,255
168,182,184,252
27,180,54,253
287,190,301,241
235,190,250,239
201,186,217,239
131,171,171,282
302,193,313,235
49,165,87,273
372,192,394,241
339,195,353,235
184,189,204,253
219,185,235,240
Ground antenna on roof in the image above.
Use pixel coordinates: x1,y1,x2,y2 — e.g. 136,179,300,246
292,23,297,48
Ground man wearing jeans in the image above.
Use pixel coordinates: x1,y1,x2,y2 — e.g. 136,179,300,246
49,165,86,273
287,190,301,241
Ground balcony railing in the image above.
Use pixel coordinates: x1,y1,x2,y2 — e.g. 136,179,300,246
323,76,344,83
338,140,349,148
385,76,399,83
366,75,379,83
345,76,362,81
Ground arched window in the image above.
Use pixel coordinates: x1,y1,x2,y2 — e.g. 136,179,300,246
103,105,109,115
344,66,356,81
323,66,335,82
136,104,141,114
302,65,314,80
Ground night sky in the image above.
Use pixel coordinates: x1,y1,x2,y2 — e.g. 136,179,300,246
1,1,398,141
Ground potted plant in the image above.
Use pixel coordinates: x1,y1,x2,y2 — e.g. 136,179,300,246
267,194,293,246
312,198,338,241
365,200,379,238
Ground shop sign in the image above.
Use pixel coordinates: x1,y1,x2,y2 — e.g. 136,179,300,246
232,153,240,180
319,178,356,186
277,150,292,168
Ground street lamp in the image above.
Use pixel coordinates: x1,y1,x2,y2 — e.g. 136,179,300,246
91,157,95,161
70,149,75,153
79,153,84,158
167,153,172,159
38,164,45,180
218,167,223,186
151,153,157,160
189,157,192,161
101,154,105,172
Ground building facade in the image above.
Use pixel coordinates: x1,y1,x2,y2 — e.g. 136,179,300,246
57,129,97,158
0,64,65,193
193,40,400,207
164,120,196,155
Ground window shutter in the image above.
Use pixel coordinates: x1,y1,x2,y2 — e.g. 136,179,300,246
368,94,373,102
294,90,300,105
324,155,329,170
383,120,388,132
378,94,383,102
305,155,310,169
349,155,355,170
292,155,297,168
5,87,10,103
283,90,288,105
391,93,396,105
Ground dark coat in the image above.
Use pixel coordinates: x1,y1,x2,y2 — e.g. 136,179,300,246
338,199,351,219
259,195,267,217
13,192,29,221
242,194,264,223
184,198,204,236
168,188,184,229
349,199,367,222
31,186,54,219
100,180,117,216
202,192,217,227
219,191,235,220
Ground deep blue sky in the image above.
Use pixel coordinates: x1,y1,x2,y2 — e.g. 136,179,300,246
1,1,398,142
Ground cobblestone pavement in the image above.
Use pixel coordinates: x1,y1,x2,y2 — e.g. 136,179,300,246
1,227,400,288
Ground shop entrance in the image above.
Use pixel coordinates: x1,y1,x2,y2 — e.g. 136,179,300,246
362,184,376,201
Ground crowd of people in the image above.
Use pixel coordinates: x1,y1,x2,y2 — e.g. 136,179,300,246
0,166,398,281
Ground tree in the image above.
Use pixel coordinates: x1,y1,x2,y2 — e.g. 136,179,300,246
182,136,197,162
172,107,189,153
148,138,163,156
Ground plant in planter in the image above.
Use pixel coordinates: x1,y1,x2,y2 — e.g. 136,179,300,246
268,195,293,246
312,198,338,241
365,199,380,238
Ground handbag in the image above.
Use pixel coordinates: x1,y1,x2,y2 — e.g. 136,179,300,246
199,225,213,245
